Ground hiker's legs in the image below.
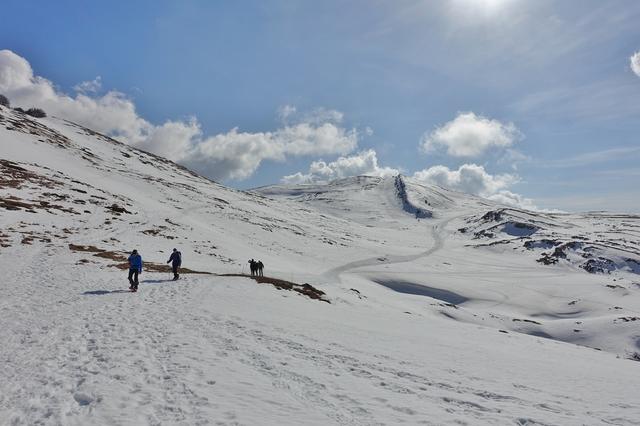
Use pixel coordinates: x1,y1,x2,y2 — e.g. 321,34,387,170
172,264,179,280
128,269,135,285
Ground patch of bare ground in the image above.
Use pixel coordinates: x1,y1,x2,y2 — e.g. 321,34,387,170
110,260,212,274
164,218,181,227
68,244,105,253
0,196,37,212
219,274,330,303
0,110,72,148
0,231,11,248
141,225,175,238
513,318,542,325
106,203,132,215
0,195,81,215
19,230,53,245
0,159,61,190
68,243,211,274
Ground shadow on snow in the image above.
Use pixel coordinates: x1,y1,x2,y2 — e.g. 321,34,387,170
82,290,131,295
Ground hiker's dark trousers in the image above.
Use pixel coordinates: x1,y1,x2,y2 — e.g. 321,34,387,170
172,264,179,280
128,269,139,287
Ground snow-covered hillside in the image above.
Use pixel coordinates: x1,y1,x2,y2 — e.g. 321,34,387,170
1,105,640,425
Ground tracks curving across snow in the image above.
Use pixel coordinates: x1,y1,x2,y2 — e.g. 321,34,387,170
323,215,456,283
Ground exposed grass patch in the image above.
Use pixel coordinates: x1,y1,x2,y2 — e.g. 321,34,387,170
219,274,330,303
69,243,212,274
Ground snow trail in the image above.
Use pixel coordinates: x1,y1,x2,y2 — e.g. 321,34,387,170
324,215,456,281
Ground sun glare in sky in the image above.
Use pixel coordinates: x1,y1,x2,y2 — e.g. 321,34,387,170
455,0,510,14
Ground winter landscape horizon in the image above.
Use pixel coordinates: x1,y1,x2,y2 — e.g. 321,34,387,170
2,1,640,425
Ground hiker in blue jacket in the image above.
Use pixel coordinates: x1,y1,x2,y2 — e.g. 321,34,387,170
167,248,182,280
128,249,143,291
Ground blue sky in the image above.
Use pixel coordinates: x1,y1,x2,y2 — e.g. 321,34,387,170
1,0,639,212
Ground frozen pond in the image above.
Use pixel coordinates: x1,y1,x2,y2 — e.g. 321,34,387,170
373,280,469,305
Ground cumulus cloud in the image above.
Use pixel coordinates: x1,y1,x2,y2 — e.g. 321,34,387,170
73,76,102,94
0,49,158,145
282,149,399,184
412,163,536,209
485,190,538,211
421,112,522,157
188,124,358,180
413,163,516,196
631,51,640,78
0,49,360,181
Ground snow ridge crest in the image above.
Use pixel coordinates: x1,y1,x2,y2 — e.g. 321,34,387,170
394,175,432,219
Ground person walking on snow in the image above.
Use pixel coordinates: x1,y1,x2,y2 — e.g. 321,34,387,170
128,249,143,291
167,248,182,280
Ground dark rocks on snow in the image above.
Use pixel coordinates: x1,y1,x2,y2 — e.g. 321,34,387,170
524,239,558,250
394,175,432,219
107,203,131,214
481,210,503,222
583,258,616,274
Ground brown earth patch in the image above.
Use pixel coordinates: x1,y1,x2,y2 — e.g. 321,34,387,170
108,260,211,274
0,190,80,215
69,243,210,274
1,111,72,148
219,274,330,303
69,244,105,253
0,197,37,212
107,204,132,215
0,231,10,248
142,225,169,237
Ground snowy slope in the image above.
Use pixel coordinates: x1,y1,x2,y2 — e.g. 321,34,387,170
1,104,640,425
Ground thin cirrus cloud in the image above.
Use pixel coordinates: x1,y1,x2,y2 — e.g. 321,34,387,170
540,146,640,169
420,112,522,157
0,49,360,181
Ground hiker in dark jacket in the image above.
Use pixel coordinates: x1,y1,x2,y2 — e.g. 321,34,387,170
167,248,182,280
128,249,143,291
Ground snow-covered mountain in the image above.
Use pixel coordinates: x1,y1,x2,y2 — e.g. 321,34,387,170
2,104,640,425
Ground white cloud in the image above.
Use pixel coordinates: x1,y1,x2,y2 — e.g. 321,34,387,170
631,51,640,78
282,149,399,184
301,107,344,125
188,124,359,181
412,163,515,195
498,148,530,170
0,49,360,181
412,163,536,209
73,76,102,94
486,190,538,211
277,104,297,123
421,112,522,157
0,49,154,145
278,105,345,126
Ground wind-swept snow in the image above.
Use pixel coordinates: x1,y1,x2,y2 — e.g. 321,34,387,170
1,105,640,425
